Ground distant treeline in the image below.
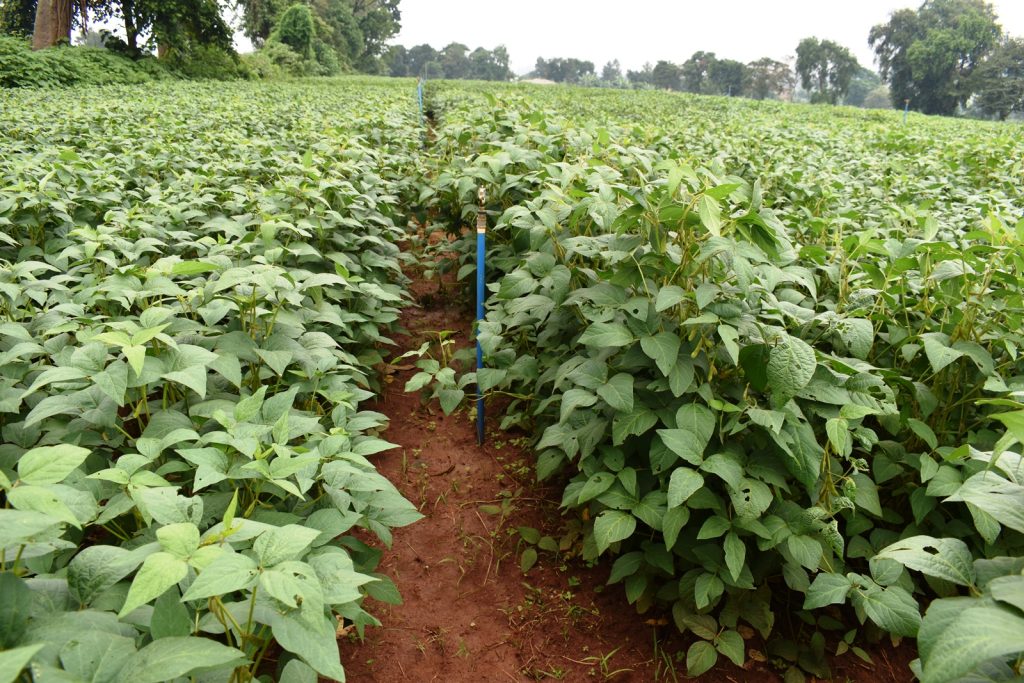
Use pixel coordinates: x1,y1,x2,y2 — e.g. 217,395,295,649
384,43,512,81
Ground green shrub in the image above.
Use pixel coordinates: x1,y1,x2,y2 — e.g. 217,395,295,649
166,44,242,81
241,42,311,79
0,37,172,88
270,4,316,60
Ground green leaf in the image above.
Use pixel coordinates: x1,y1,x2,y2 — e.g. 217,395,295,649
270,611,347,681
787,535,822,570
739,344,770,391
767,334,816,405
593,510,637,555
723,532,745,582
68,544,149,606
859,584,921,638
171,260,219,276
700,453,743,489
716,629,745,667
124,345,147,377
989,576,1024,613
803,572,853,609
837,318,873,359
611,406,658,445
560,388,597,423
718,324,740,364
404,371,433,393
114,637,247,683
93,360,130,406
641,332,681,377
255,349,293,376
675,403,715,445
253,525,321,567
907,418,938,450
662,506,690,550
17,444,90,485
578,322,633,348
151,587,191,639
697,194,722,235
578,472,616,504
118,551,188,617
0,573,32,649
182,553,259,601
825,418,850,456
655,285,687,312
921,606,1024,683
156,522,201,560
776,421,823,498
520,547,538,573
6,485,82,527
437,388,465,415
59,633,135,683
851,472,883,517
657,429,705,466
279,659,318,683
596,373,633,413
921,333,964,374
686,640,719,677
874,536,976,588
948,472,1024,534
667,468,704,508
0,644,43,683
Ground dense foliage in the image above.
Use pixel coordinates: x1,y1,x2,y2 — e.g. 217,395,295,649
0,36,175,87
385,42,512,81
2,71,1024,682
0,79,424,682
414,81,1024,679
870,0,1003,114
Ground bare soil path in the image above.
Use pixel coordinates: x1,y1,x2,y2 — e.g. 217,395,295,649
337,261,914,683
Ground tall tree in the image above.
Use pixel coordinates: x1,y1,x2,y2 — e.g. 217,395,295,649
843,66,883,106
681,51,716,93
601,59,621,82
236,0,288,46
440,41,469,79
869,0,1002,115
384,43,407,76
31,0,70,48
973,37,1024,119
626,62,653,86
237,0,398,68
0,0,37,36
405,42,436,77
91,0,232,56
795,37,858,104
745,57,794,100
708,58,747,96
652,59,681,90
312,0,363,66
270,2,314,58
533,56,593,83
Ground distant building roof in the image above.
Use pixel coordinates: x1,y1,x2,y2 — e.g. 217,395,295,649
520,78,557,85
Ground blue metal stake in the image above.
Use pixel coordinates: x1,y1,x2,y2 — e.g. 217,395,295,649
476,187,487,446
417,78,424,123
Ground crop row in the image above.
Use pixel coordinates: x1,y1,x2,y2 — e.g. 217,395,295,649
0,80,424,682
416,83,1024,681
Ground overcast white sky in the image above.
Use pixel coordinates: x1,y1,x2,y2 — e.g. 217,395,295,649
390,0,1024,75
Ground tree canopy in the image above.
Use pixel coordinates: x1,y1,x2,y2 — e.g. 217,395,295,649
796,37,859,104
869,0,1002,114
972,37,1024,119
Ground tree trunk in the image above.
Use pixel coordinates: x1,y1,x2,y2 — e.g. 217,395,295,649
31,0,71,50
158,42,169,59
121,0,137,54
